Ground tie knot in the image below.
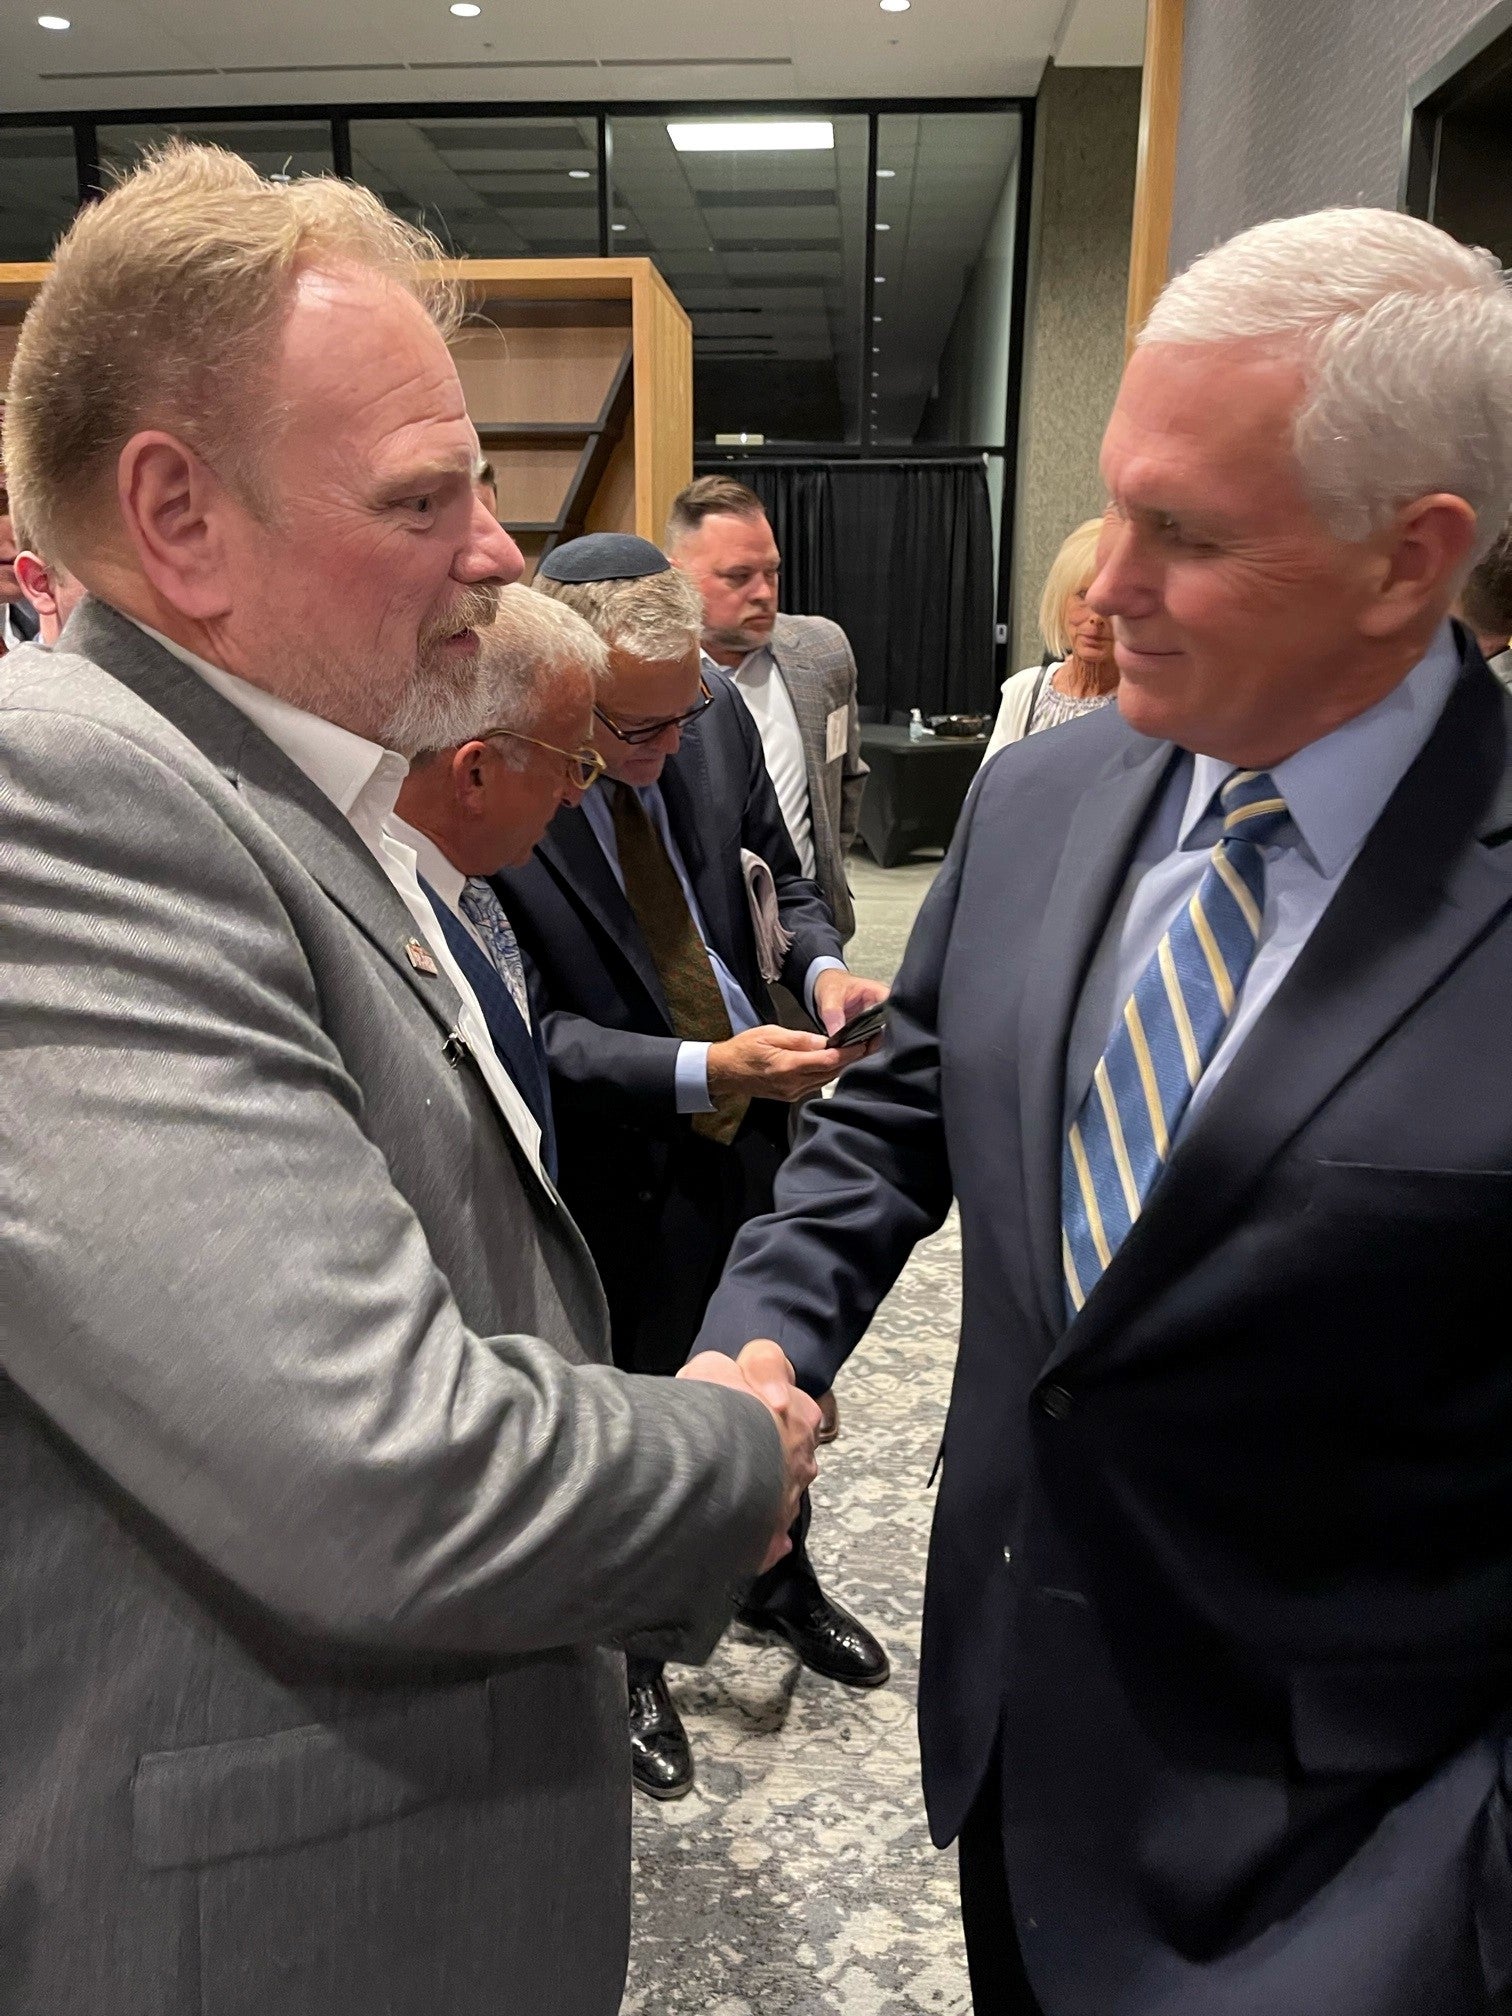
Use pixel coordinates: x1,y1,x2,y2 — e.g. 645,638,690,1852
1219,769,1292,848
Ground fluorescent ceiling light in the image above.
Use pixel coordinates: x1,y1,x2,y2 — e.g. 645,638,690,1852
449,3,481,15
668,120,834,153
876,221,890,231
612,222,627,232
881,0,911,12
568,168,590,179
877,168,896,178
37,11,70,23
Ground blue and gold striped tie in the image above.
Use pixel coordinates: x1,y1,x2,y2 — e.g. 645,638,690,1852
1061,768,1295,1314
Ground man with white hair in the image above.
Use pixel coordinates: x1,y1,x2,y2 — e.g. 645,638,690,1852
0,143,818,2016
392,584,610,1180
694,208,1512,2013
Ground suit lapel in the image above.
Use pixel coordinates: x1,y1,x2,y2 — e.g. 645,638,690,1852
768,629,836,860
1049,661,1512,1377
537,804,674,1026
69,602,465,1043
1015,735,1182,1338
662,717,741,966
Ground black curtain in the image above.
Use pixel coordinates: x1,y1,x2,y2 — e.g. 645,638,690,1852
696,459,997,719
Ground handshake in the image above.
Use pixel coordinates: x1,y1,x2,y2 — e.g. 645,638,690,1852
679,1340,821,1572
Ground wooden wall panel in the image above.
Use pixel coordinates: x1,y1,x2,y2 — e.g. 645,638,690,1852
631,268,694,544
1126,0,1187,347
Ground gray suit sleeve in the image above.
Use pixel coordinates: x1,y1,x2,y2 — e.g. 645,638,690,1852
1,710,784,1663
834,633,870,859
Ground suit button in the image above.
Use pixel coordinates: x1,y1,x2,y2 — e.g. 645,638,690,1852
1039,1384,1073,1421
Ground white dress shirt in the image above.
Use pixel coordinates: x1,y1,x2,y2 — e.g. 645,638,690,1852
131,621,546,1178
707,645,818,877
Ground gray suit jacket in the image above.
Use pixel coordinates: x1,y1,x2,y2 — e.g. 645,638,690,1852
768,613,868,942
0,600,784,2016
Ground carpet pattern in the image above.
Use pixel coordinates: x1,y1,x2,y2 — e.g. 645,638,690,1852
624,857,972,2015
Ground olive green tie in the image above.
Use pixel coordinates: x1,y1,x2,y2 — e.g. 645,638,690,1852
610,782,746,1146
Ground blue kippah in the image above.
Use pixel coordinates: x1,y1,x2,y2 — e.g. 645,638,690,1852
537,533,671,583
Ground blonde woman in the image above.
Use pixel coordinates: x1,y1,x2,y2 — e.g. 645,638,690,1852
982,516,1118,761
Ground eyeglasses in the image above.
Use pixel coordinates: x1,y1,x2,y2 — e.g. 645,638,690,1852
594,677,715,747
484,729,607,792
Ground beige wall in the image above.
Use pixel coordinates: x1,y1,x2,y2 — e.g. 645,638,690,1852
1009,64,1140,673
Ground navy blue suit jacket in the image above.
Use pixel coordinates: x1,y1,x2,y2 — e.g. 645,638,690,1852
496,677,843,1370
696,635,1512,2014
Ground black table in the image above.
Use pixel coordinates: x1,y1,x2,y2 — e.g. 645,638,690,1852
856,724,990,868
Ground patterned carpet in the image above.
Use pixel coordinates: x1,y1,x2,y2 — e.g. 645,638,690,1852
624,856,973,2016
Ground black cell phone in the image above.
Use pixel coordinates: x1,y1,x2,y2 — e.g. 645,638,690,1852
832,1002,890,1050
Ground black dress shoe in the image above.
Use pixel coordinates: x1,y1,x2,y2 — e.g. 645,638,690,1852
736,1583,891,1689
628,1668,694,1800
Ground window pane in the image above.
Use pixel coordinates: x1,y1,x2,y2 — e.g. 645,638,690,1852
610,114,868,445
0,127,78,261
871,112,1022,447
352,119,599,258
97,121,335,186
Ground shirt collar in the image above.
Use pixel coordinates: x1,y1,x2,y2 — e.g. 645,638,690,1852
703,643,770,682
1179,621,1462,876
130,618,409,835
386,813,466,910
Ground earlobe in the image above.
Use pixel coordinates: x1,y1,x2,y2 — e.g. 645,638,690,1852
452,740,490,811
1359,495,1478,638
116,430,234,622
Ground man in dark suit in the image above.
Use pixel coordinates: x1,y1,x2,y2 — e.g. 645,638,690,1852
498,532,892,1798
392,581,612,1183
695,207,1512,2013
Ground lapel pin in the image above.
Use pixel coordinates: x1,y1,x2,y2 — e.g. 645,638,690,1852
404,937,439,976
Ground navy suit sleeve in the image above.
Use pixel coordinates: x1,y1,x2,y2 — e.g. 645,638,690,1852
726,685,845,991
692,774,975,1395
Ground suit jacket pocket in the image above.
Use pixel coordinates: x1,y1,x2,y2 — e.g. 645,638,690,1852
1289,1654,1512,1775
132,1681,492,1869
1308,1160,1512,1219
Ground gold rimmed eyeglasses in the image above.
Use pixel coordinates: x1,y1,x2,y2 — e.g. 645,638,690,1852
483,729,607,792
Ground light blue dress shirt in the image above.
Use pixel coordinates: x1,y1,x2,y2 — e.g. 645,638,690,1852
581,780,842,1114
1063,623,1463,1141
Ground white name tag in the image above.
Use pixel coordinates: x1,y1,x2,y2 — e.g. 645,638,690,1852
825,704,847,764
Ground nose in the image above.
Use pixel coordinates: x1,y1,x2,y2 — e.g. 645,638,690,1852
1087,521,1155,621
457,497,524,587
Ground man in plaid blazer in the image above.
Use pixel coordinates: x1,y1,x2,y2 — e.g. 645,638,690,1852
669,476,869,943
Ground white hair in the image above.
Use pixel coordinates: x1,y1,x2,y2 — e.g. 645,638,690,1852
1139,208,1512,563
532,564,705,664
399,584,608,762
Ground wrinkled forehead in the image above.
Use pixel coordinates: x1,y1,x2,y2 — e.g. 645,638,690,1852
1102,341,1311,513
273,265,475,481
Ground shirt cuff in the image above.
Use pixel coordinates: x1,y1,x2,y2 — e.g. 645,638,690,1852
804,955,848,1023
675,1041,716,1113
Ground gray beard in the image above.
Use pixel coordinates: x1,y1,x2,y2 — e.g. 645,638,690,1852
379,646,495,758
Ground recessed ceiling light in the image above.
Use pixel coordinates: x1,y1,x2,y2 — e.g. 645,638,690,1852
873,314,883,323
874,274,885,283
668,120,833,153
876,168,896,179
449,3,481,15
568,168,590,179
612,222,627,232
881,0,911,12
876,221,890,231
37,11,70,24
